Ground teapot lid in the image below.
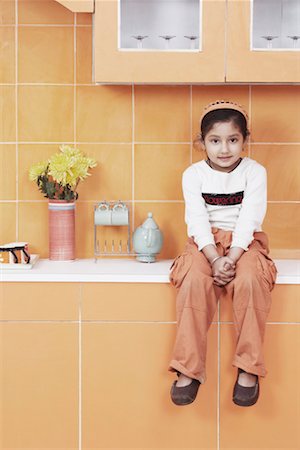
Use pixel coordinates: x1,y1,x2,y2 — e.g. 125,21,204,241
141,212,158,230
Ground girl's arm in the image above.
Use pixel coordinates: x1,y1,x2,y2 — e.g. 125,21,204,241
182,166,215,251
224,163,267,268
201,244,220,264
227,246,244,264
231,163,267,251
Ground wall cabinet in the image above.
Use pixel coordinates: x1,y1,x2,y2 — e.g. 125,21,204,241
93,0,226,83
56,0,300,83
226,0,300,82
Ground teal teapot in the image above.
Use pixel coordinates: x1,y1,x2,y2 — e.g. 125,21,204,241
132,212,163,263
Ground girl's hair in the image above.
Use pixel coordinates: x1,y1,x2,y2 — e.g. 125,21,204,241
193,108,250,151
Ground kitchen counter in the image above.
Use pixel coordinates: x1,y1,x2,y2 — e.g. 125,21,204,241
1,258,299,284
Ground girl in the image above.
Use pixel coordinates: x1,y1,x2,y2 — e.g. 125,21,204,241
168,100,277,407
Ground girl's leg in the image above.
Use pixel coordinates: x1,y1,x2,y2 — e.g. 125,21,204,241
226,234,277,378
169,239,223,384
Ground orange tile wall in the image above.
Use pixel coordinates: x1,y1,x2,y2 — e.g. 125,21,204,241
1,1,300,259
1,4,300,450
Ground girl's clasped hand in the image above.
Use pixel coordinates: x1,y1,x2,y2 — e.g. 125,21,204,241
211,256,236,286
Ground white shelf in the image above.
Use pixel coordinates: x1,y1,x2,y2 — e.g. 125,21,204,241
1,258,299,284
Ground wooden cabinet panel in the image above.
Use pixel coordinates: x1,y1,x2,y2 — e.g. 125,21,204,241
94,0,226,83
226,0,300,82
55,0,94,13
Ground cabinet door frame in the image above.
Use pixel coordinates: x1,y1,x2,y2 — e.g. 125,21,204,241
226,0,300,83
93,0,226,84
117,0,203,53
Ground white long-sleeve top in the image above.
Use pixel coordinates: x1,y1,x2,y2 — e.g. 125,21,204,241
182,157,267,251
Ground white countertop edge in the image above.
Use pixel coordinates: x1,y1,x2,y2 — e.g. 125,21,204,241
1,258,299,284
1,275,298,284
0,274,170,283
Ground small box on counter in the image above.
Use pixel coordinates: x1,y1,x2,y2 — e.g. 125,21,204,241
0,242,31,264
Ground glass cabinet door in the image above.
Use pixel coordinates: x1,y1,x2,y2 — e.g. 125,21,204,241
252,0,300,50
119,0,201,51
226,0,300,82
94,0,226,83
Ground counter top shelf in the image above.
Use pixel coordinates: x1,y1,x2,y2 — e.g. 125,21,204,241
1,258,299,284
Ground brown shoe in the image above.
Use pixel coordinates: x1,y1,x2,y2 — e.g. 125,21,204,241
232,368,259,407
170,377,201,406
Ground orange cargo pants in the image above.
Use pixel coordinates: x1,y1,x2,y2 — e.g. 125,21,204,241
168,229,277,384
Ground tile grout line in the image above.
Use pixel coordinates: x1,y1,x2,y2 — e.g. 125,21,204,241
0,320,299,325
81,320,178,324
247,142,300,145
220,321,300,325
0,320,81,323
1,83,93,86
91,12,95,83
3,199,300,204
74,15,82,450
2,140,300,145
15,0,19,241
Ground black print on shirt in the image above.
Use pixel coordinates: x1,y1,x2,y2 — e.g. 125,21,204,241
202,191,244,206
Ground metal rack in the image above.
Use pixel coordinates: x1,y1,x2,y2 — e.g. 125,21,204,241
94,201,133,261
94,200,161,263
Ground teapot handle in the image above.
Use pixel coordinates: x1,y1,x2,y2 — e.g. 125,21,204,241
146,228,153,248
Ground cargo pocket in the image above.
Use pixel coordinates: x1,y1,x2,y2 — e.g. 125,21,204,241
169,253,192,289
256,253,277,292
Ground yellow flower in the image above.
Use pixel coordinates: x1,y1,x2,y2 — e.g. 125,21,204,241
29,145,97,199
59,144,79,158
49,146,97,187
48,152,76,186
28,160,48,181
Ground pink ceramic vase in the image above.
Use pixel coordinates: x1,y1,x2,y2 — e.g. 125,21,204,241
48,200,75,261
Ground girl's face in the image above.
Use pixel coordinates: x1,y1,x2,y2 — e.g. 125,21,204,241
201,120,247,172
